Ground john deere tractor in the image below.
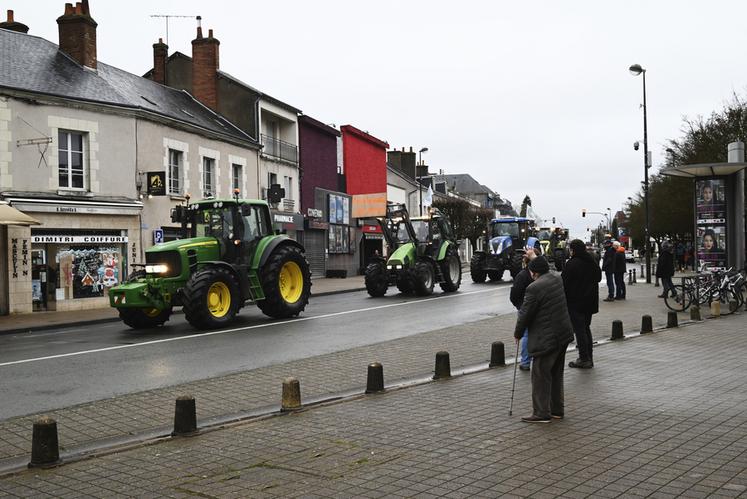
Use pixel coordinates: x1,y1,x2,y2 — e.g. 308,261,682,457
365,204,461,297
470,217,541,282
109,195,311,330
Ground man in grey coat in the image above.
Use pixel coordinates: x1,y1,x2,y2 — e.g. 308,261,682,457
513,256,574,423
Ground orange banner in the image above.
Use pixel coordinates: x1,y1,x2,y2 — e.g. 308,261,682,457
352,193,387,219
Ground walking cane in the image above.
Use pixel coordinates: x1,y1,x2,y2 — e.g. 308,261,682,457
508,338,520,416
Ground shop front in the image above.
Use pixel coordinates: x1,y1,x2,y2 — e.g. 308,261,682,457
304,207,328,279
270,211,304,242
360,222,384,272
4,196,141,313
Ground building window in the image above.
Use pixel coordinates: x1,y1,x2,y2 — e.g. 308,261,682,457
168,149,182,195
232,164,242,192
284,176,293,200
203,157,214,197
58,131,85,190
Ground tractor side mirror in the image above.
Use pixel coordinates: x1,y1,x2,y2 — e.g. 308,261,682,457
171,205,185,223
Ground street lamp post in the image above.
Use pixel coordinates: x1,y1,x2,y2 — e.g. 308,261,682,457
418,147,429,215
630,63,652,283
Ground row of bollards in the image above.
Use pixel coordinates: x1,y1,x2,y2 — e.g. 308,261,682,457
627,269,637,285
26,307,715,469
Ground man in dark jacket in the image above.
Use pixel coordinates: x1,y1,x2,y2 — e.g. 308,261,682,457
601,239,616,301
514,256,574,423
510,250,536,371
656,241,676,298
613,241,627,300
563,239,603,369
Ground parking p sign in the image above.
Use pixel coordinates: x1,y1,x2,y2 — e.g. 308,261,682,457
153,228,164,245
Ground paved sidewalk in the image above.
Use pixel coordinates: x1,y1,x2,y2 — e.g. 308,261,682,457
1,299,745,496
0,282,699,469
0,276,366,335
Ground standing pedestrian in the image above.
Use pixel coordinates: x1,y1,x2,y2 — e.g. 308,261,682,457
509,249,537,372
513,256,574,423
656,241,676,298
602,238,616,302
613,241,626,300
563,239,602,369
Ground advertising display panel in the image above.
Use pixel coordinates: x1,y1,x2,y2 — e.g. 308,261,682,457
695,178,727,270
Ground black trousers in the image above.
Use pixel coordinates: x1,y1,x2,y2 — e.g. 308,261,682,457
530,344,568,418
569,309,593,363
614,272,626,298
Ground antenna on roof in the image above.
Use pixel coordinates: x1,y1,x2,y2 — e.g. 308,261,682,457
149,14,201,46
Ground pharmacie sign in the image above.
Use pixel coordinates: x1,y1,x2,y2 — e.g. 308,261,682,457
32,235,129,244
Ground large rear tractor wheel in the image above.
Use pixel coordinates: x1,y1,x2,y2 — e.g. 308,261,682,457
439,247,462,292
414,260,435,296
257,245,312,318
183,267,240,329
119,307,172,329
470,252,487,283
365,261,389,297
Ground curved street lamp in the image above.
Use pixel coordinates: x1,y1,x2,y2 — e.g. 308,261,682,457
630,63,652,283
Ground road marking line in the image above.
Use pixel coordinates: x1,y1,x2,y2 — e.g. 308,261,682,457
0,287,509,368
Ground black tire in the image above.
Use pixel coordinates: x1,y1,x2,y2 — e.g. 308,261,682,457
509,254,524,279
183,267,240,329
257,245,312,318
664,285,690,312
396,277,412,294
365,261,389,297
119,307,172,329
488,270,504,282
470,252,487,283
440,246,462,292
413,260,435,296
719,288,739,316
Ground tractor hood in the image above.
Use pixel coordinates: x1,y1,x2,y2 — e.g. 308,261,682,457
147,237,219,254
387,242,415,266
489,236,512,255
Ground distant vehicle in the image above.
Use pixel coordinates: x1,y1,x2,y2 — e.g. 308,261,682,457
625,250,635,263
470,217,540,282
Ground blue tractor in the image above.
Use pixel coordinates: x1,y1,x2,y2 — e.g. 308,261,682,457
469,217,541,282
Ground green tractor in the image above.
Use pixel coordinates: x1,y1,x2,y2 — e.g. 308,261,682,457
109,195,311,330
365,204,462,297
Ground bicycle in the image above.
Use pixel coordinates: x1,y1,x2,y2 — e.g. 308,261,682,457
664,266,745,314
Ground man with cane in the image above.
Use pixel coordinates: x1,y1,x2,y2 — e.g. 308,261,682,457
512,256,574,423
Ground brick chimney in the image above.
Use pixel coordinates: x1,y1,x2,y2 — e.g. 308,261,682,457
152,38,168,85
0,10,29,33
57,1,97,69
191,27,220,111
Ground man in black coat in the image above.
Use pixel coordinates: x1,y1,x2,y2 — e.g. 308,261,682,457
656,241,676,298
514,256,574,423
613,241,627,300
601,238,616,301
510,249,537,371
563,239,603,369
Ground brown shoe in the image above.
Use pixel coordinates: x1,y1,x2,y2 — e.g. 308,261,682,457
521,415,551,423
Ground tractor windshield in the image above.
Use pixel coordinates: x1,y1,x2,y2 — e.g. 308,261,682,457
411,220,430,241
192,207,235,240
491,222,519,238
537,229,552,240
384,219,414,244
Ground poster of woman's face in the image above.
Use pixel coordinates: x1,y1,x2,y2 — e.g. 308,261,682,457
696,178,726,223
696,225,726,268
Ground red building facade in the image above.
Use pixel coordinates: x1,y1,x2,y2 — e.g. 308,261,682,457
340,125,388,219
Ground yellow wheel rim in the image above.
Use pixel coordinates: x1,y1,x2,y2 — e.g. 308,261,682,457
279,261,304,304
144,308,161,318
207,282,231,318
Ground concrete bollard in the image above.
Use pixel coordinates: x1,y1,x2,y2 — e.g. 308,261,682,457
365,362,385,394
710,301,721,317
627,270,633,285
172,396,197,436
666,311,678,328
433,351,451,380
610,320,624,340
640,315,653,334
690,305,701,321
281,377,302,411
29,416,61,468
489,341,505,368
632,269,637,284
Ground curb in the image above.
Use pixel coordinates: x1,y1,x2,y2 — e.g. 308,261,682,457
0,286,368,337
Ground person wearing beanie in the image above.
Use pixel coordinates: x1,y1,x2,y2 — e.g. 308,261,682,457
513,255,574,423
563,239,603,369
509,248,539,371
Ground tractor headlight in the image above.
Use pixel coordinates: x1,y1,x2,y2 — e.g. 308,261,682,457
387,265,393,270
145,264,169,274
395,264,403,270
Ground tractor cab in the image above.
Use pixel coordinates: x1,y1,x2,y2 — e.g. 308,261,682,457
487,217,538,257
378,203,416,250
411,208,456,258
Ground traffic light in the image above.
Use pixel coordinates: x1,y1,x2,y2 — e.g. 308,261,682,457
552,217,556,224
581,209,586,217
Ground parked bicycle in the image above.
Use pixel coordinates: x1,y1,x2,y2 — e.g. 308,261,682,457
664,266,745,314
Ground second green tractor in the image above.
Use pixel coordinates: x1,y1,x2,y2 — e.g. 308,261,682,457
365,204,462,297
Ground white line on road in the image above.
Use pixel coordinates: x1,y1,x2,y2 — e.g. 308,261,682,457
0,287,509,368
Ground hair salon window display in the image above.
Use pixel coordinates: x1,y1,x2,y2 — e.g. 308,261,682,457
56,248,121,299
695,179,727,270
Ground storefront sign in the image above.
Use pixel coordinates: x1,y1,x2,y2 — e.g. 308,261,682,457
32,235,129,244
273,214,295,224
306,219,329,230
307,208,323,218
153,229,164,244
362,225,382,234
147,171,167,196
10,237,30,279
12,203,142,216
352,193,386,218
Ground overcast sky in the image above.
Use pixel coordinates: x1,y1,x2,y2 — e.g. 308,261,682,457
15,1,747,239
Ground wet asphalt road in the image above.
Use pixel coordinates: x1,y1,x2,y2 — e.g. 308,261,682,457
0,279,514,420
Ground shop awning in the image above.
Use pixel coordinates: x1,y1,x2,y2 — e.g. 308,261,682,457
0,202,40,226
